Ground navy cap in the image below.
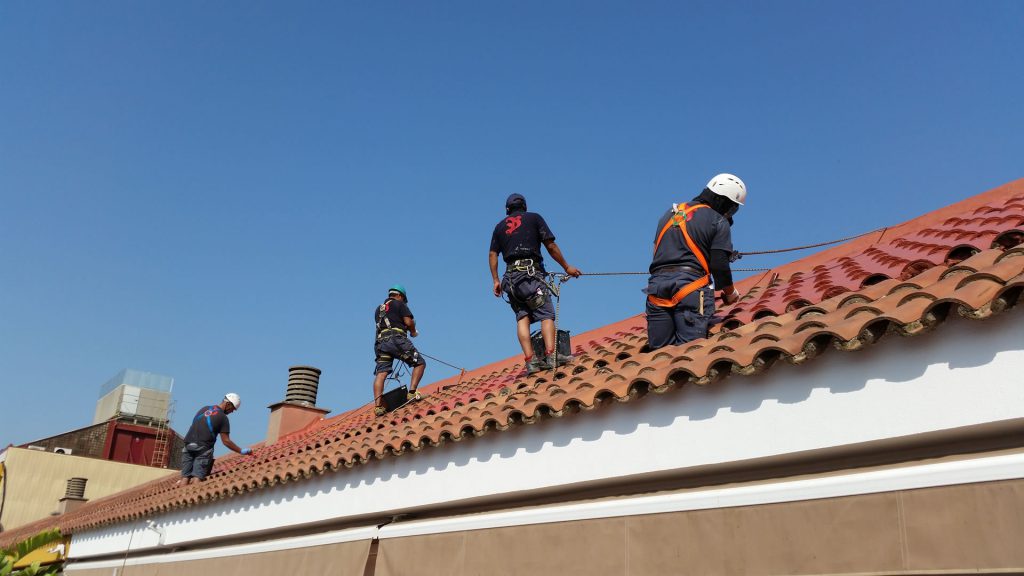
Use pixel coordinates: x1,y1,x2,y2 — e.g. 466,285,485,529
505,193,526,208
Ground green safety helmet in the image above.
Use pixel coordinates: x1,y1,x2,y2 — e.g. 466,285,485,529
389,284,408,300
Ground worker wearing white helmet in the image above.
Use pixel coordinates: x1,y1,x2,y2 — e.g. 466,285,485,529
643,173,746,350
179,393,253,485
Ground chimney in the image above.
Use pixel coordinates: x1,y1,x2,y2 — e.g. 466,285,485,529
266,366,330,445
57,477,88,514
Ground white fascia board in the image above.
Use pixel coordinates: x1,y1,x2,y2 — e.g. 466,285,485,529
379,452,1024,539
69,313,1024,559
65,525,376,572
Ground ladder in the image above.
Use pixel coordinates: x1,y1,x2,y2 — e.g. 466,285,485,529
150,401,175,468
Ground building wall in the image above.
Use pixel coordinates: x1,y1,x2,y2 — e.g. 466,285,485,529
0,448,175,531
375,479,1024,576
69,313,1024,558
23,423,110,459
64,476,1024,575
21,422,184,469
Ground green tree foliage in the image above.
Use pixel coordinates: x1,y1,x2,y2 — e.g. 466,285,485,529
0,529,63,576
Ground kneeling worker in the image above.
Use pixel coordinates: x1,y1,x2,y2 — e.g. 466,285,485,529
180,393,251,484
644,173,746,350
373,284,425,416
489,194,581,374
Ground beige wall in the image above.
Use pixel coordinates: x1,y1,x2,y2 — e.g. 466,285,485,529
376,479,1024,576
0,448,174,531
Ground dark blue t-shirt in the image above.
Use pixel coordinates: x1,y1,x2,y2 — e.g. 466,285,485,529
649,203,733,274
489,211,555,266
375,298,413,335
184,405,230,450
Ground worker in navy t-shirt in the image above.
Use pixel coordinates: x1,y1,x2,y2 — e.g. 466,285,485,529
489,193,582,375
372,284,426,416
179,393,251,485
644,174,746,350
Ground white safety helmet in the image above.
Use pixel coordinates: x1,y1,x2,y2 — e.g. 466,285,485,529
706,173,747,205
224,393,241,409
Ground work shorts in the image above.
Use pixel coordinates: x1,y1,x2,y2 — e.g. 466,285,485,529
374,334,426,374
502,269,555,323
181,443,215,480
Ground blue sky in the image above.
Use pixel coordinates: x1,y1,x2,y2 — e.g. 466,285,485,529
2,1,1021,453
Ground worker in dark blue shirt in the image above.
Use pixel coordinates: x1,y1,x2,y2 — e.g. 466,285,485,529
489,194,582,374
179,393,251,485
372,284,425,416
644,174,746,350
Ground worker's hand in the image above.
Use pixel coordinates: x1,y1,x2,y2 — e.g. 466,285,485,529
564,265,582,278
721,288,740,305
493,279,502,297
410,329,419,338
241,448,253,456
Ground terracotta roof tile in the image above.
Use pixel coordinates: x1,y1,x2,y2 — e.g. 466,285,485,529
4,178,1023,547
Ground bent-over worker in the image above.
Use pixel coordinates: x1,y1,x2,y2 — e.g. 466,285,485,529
180,393,251,484
644,173,746,350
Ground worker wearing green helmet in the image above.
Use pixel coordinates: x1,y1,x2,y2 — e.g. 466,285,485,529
372,284,426,416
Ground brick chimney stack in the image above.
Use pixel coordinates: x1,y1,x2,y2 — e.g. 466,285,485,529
57,477,88,514
266,366,330,445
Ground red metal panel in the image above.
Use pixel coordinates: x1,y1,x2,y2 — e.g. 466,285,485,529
108,423,158,466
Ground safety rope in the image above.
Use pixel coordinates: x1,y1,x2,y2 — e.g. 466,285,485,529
733,227,887,260
546,273,570,373
385,361,408,387
418,351,465,372
419,351,467,388
578,269,771,275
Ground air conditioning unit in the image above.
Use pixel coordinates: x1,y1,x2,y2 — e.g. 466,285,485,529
53,447,73,455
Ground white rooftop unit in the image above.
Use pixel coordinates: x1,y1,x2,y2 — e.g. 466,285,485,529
93,369,174,424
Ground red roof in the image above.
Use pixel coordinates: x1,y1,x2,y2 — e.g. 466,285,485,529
3,178,1022,545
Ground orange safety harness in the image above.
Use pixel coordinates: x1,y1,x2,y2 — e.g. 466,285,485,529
647,203,711,308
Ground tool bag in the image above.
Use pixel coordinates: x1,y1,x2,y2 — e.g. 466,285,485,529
531,329,571,358
505,271,548,310
381,384,409,412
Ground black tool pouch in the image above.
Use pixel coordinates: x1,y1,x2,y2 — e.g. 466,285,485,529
531,329,571,358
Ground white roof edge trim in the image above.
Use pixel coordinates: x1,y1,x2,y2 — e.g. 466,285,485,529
379,452,1024,540
65,525,378,571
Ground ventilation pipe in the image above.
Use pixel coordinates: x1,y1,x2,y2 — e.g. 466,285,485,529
57,477,88,514
266,366,331,445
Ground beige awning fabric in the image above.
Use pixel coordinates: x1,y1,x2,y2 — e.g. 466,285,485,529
65,539,371,576
376,478,1024,576
67,478,1024,576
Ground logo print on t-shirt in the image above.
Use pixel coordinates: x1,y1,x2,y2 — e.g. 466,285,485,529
505,216,522,235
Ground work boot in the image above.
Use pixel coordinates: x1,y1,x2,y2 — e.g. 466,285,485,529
374,406,386,417
526,356,550,375
546,352,574,369
407,390,422,402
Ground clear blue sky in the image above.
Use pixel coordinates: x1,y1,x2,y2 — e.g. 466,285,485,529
2,1,1021,452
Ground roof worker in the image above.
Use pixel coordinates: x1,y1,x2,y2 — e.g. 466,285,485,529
179,394,251,485
373,284,425,416
489,194,582,375
644,173,745,350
